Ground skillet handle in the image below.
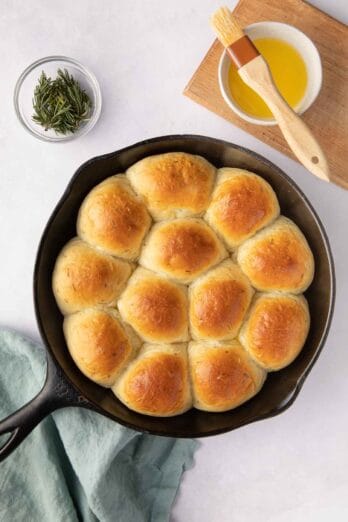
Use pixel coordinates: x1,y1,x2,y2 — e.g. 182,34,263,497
0,354,89,462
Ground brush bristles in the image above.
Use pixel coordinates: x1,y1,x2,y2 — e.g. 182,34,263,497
210,6,244,47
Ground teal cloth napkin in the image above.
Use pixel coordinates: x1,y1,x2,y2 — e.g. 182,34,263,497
0,329,198,522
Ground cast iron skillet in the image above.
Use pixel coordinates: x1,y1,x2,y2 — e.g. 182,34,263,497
0,135,335,462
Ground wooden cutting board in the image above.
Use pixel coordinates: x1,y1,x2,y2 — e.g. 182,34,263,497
184,0,348,189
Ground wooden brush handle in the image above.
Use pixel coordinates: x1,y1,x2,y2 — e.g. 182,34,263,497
239,55,330,182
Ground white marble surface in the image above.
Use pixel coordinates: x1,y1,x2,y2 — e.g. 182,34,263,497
1,1,347,521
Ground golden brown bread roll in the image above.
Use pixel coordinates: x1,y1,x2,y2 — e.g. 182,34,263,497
117,268,188,343
52,152,315,418
139,218,227,284
52,239,132,315
113,344,192,416
239,293,310,370
189,260,254,341
64,308,140,387
188,340,266,412
237,216,314,293
205,168,280,249
126,152,216,221
77,175,151,260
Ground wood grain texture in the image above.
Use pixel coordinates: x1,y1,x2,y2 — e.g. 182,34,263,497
184,0,348,189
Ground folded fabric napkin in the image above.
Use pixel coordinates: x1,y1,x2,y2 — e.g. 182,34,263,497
0,329,198,522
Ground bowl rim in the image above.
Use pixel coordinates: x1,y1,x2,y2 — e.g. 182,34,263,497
33,134,336,437
218,21,323,126
13,55,102,143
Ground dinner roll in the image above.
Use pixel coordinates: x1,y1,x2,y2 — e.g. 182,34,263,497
188,341,266,412
77,175,151,260
205,168,279,249
64,308,140,387
239,293,310,371
118,268,188,343
237,217,314,293
126,152,216,221
113,344,192,416
189,260,253,341
51,151,316,418
52,239,131,315
139,218,227,284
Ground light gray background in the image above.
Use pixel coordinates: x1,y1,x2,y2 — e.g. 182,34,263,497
0,1,347,521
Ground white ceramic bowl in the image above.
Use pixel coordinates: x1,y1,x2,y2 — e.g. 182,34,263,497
218,22,322,126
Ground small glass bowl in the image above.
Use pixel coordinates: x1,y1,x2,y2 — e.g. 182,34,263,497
14,56,102,142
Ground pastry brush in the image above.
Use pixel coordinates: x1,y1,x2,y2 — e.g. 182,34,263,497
211,7,330,182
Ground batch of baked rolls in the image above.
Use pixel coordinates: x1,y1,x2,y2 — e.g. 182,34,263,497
52,152,314,417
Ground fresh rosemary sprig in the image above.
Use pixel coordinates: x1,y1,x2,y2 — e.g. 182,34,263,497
32,69,92,135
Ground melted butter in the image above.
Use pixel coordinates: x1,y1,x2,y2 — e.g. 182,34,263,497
228,37,308,119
